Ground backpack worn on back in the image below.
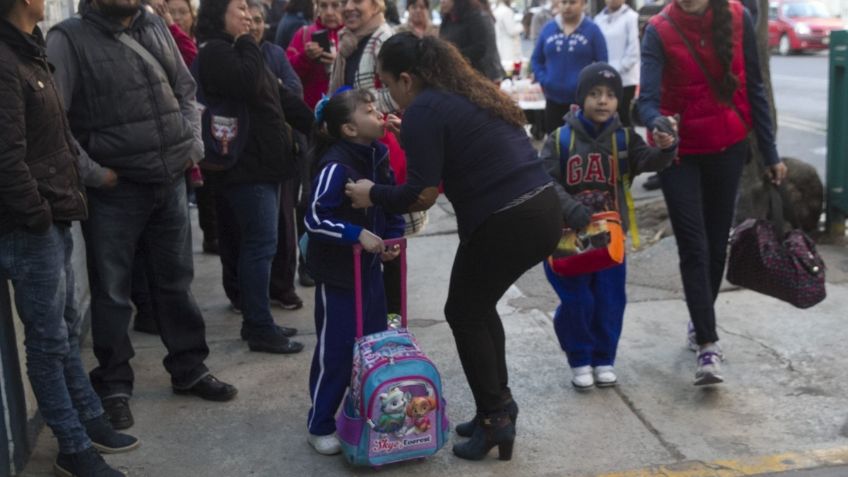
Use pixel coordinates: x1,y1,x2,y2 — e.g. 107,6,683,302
555,125,642,248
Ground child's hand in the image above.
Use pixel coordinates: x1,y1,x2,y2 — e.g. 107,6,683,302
385,114,402,136
358,229,384,254
653,131,675,150
381,244,401,262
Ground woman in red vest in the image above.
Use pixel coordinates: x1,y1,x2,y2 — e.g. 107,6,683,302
637,0,786,386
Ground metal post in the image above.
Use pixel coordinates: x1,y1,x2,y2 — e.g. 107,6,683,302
826,30,848,239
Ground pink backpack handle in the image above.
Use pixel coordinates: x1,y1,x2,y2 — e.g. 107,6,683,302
353,237,407,338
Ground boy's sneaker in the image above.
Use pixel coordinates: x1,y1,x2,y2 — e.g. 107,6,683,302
571,366,594,390
307,433,341,455
594,366,617,388
695,345,724,386
54,447,125,477
687,322,698,352
83,415,140,454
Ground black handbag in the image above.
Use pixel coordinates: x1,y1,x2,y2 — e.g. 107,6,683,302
726,184,826,309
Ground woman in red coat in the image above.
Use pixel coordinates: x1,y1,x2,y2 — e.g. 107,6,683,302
286,0,343,109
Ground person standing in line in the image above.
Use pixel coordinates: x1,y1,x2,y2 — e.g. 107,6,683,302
594,0,639,126
531,0,608,133
638,0,786,385
0,0,142,473
47,0,239,431
194,0,311,354
247,0,308,310
347,33,563,461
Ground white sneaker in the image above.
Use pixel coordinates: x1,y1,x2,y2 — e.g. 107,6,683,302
687,322,698,352
594,365,617,387
307,433,341,455
571,366,594,390
694,345,724,386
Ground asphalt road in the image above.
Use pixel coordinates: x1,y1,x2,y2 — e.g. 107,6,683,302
771,51,830,177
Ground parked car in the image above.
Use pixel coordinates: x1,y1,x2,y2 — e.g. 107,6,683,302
768,0,846,55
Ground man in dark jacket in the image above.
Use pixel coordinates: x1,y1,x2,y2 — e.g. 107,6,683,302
0,0,139,474
46,0,238,431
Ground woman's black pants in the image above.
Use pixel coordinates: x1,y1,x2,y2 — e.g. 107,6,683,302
444,187,561,413
659,139,748,345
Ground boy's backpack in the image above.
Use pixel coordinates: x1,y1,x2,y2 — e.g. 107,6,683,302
554,125,642,249
190,43,250,171
336,239,449,467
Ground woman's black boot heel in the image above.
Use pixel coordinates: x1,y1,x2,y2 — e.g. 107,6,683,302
455,399,518,438
453,412,516,461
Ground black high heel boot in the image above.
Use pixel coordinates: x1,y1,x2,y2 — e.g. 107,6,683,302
452,412,516,461
455,399,518,438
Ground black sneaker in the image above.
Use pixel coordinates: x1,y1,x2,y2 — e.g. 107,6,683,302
241,324,297,340
54,446,125,477
83,415,140,454
247,330,304,354
173,374,238,402
101,398,133,431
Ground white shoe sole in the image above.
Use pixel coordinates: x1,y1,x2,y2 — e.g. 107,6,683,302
694,372,724,386
308,437,341,455
595,380,618,388
92,439,141,454
571,380,594,391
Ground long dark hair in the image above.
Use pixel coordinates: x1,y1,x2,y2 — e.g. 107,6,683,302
310,89,376,177
378,33,526,128
195,0,230,41
710,0,739,103
452,0,484,19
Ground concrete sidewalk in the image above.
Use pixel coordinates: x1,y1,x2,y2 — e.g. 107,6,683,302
20,197,848,477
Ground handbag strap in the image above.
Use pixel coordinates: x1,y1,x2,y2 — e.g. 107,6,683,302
117,32,174,88
766,182,800,232
659,12,746,126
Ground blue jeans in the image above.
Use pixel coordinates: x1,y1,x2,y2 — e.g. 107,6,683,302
544,261,627,368
216,182,281,336
83,179,210,398
0,225,103,454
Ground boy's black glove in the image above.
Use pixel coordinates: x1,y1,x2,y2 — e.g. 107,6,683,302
564,203,592,231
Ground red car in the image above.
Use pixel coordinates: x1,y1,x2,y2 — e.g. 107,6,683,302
768,0,845,55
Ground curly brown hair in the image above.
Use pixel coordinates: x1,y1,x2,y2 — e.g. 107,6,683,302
378,32,526,128
710,0,739,104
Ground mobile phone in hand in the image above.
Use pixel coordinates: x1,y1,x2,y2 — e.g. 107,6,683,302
312,29,331,53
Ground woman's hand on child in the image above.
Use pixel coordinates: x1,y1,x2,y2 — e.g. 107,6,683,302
652,115,678,150
345,179,375,208
385,114,402,136
381,244,401,262
358,230,384,254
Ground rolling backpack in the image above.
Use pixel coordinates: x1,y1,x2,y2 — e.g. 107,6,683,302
336,238,449,467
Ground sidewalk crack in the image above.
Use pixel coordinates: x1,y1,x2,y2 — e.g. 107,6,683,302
614,387,687,462
716,324,797,373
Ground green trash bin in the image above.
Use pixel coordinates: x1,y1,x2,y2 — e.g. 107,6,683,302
827,29,848,237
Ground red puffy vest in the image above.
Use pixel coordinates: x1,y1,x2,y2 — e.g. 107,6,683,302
650,0,751,156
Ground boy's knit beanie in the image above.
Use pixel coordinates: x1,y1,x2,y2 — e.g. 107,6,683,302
576,62,623,109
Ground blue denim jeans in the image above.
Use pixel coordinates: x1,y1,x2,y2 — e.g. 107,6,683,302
83,179,210,398
215,182,280,337
0,225,103,454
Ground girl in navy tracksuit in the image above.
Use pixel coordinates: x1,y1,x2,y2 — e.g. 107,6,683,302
540,63,677,390
304,88,405,455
